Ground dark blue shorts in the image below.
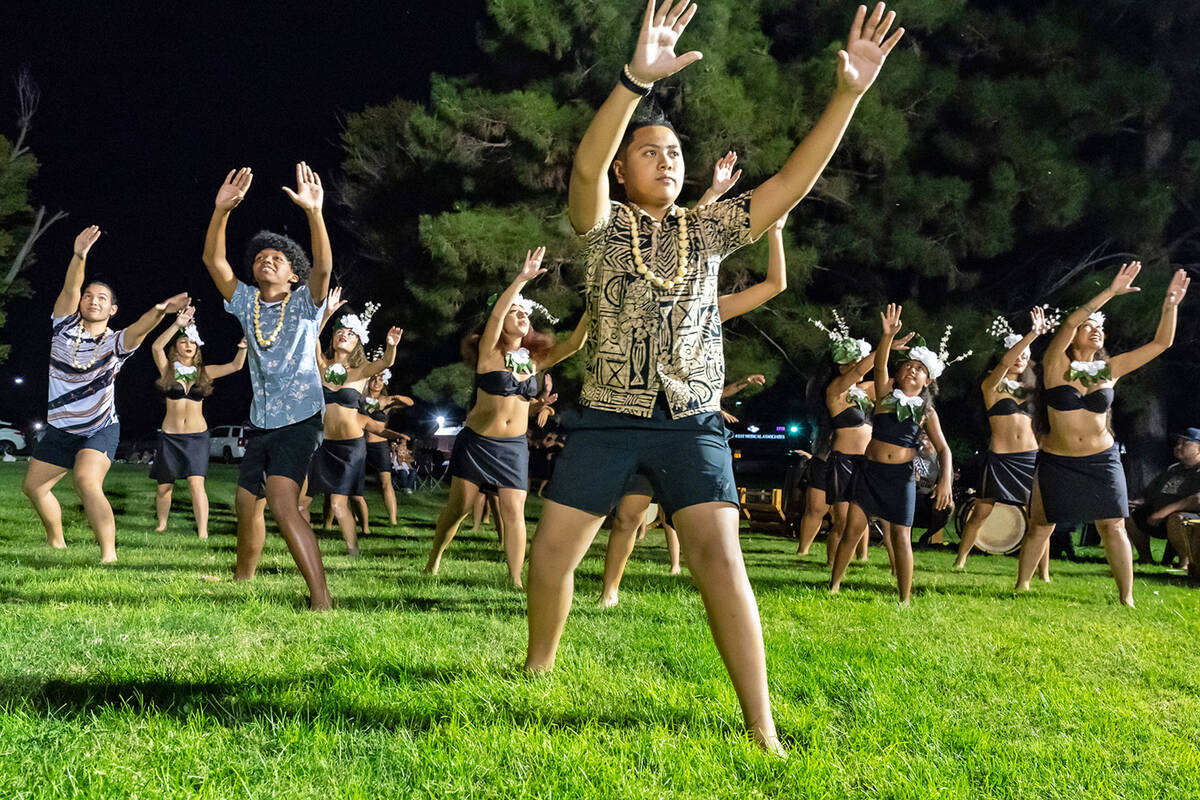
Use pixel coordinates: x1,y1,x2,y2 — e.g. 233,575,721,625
545,405,737,523
237,414,323,497
33,422,120,468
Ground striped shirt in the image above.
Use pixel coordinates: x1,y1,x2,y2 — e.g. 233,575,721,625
47,313,136,436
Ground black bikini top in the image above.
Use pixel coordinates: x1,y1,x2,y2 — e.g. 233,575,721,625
831,406,870,430
1044,385,1114,414
872,412,922,449
476,370,538,401
986,396,1034,418
324,386,363,409
360,397,389,423
162,382,206,401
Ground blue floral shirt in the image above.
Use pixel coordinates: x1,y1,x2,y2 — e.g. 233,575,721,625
224,281,326,429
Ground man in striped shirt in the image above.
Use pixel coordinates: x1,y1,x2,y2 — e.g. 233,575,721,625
22,225,189,562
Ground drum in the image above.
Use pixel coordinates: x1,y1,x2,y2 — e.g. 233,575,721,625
973,500,1027,554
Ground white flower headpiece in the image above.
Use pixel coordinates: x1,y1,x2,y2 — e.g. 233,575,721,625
987,305,1062,351
1087,310,1105,329
368,346,392,385
809,310,870,365
511,293,560,325
908,326,972,380
335,301,380,346
180,324,204,346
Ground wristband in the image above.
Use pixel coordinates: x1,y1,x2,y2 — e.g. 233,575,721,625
620,64,654,96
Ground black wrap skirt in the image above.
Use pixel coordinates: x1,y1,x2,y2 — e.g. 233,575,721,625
980,449,1038,507
851,458,917,527
365,440,392,475
806,456,830,495
449,427,528,492
1037,445,1128,523
307,437,366,496
150,431,210,484
827,451,866,504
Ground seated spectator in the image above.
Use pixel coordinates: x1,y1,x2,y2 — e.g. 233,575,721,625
1128,428,1200,569
913,433,954,545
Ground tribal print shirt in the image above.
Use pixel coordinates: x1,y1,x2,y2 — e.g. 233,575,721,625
224,281,326,429
579,191,757,418
46,314,136,435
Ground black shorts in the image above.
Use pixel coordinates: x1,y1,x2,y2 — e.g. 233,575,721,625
237,414,323,497
33,422,120,468
307,437,367,497
150,431,210,484
365,440,392,475
545,405,737,523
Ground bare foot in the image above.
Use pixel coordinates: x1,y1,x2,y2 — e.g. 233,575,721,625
46,538,67,550
1039,573,1051,583
1015,581,1032,592
669,566,681,576
598,591,619,608
829,583,841,595
752,728,787,757
308,595,333,611
155,522,167,532
422,562,439,575
1120,598,1135,608
347,547,360,559
198,532,208,540
100,553,117,564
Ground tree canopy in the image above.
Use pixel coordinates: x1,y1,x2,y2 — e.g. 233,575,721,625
338,0,1200,448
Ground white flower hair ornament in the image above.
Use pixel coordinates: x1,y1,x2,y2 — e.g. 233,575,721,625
908,326,972,380
809,310,870,365
367,345,392,385
177,324,204,347
1087,310,1105,329
335,313,370,345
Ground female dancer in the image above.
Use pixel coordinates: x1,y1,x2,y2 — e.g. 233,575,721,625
304,292,403,556
424,247,588,587
1016,263,1190,606
361,367,414,526
149,306,247,537
830,304,958,604
953,307,1050,570
811,314,913,566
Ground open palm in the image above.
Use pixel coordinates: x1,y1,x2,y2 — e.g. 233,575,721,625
629,0,703,83
282,161,323,212
837,3,905,95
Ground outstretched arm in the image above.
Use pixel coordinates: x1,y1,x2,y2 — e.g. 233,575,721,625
361,416,404,440
208,339,249,380
123,293,191,350
983,306,1047,392
827,332,913,398
281,162,332,304
696,151,742,208
203,168,252,302
480,248,546,358
1110,269,1190,379
355,327,403,380
1044,262,1142,377
55,226,102,318
540,310,591,370
874,303,903,401
748,4,904,237
718,214,788,321
722,374,765,399
568,1,702,233
150,306,194,374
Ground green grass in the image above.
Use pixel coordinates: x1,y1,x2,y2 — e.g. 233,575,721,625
0,462,1197,799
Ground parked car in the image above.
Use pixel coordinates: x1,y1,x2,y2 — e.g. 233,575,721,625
0,421,27,456
209,425,248,462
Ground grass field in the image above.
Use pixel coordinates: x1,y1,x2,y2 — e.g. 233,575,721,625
0,462,1197,799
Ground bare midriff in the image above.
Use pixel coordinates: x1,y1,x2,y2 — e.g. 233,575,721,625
866,439,915,464
324,402,367,441
162,397,207,435
1042,408,1113,457
465,389,530,438
987,413,1038,454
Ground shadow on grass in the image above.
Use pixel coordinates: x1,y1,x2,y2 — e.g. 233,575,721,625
0,666,696,735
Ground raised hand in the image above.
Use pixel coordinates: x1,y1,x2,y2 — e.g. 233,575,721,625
629,0,703,84
881,302,903,336
837,3,905,96
1109,261,1142,295
327,286,347,316
890,331,915,351
721,409,740,425
74,226,102,259
282,161,323,213
1164,269,1191,308
216,168,253,212
709,151,743,199
518,246,547,282
1029,305,1049,335
157,292,191,315
176,305,197,328
386,326,404,346
237,337,248,350
745,374,766,387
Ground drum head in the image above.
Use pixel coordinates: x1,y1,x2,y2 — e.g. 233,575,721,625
974,501,1026,554
645,502,660,528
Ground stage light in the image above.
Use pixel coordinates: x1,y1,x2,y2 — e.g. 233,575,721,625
436,415,446,427
788,424,800,434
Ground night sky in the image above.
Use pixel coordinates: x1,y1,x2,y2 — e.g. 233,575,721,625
0,1,488,441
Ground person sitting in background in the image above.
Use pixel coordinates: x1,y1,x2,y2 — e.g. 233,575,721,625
913,432,954,546
1127,428,1200,570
